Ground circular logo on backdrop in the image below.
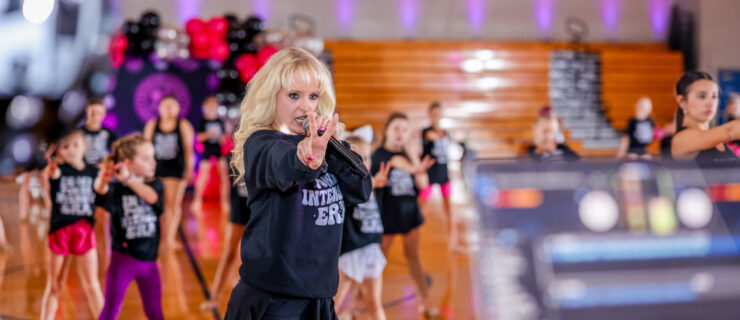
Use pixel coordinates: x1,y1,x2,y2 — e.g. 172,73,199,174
133,73,191,123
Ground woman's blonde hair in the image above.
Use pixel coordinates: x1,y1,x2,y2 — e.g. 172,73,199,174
230,48,336,182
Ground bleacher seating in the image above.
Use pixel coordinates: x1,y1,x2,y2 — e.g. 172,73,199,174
324,41,683,158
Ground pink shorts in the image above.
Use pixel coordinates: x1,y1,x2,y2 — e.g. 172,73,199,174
419,182,452,200
48,220,96,256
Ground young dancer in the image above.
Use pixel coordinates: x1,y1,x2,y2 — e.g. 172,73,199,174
40,131,104,320
527,111,580,163
200,152,250,311
94,133,165,320
191,96,230,214
81,97,118,166
373,112,438,318
80,97,118,271
334,136,391,320
419,102,457,250
617,97,655,160
671,71,740,164
143,96,194,250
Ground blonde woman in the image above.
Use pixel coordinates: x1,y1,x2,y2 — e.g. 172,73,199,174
225,48,372,319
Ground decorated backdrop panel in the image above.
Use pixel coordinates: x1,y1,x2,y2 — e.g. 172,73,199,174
111,58,219,135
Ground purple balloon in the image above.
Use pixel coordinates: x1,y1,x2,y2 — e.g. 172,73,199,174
124,57,144,73
173,58,199,73
103,94,116,110
206,73,220,91
208,60,223,70
102,113,119,130
106,75,117,92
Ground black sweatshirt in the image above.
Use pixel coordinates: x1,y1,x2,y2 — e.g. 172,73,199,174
49,163,99,234
238,130,372,299
96,179,164,261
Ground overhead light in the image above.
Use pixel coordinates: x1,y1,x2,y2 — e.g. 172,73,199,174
22,0,55,24
461,59,484,73
474,50,494,61
484,59,506,70
477,77,503,90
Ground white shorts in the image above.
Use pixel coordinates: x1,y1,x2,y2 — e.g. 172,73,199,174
338,243,387,283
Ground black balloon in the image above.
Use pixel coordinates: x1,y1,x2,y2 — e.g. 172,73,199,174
236,28,248,40
215,91,227,104
227,29,240,42
243,16,264,36
241,42,257,54
224,13,239,29
140,11,161,31
226,92,238,104
216,69,228,80
122,20,139,36
140,38,155,54
228,69,239,80
229,42,240,53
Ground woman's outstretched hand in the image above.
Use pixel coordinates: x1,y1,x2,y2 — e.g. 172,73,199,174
297,112,339,170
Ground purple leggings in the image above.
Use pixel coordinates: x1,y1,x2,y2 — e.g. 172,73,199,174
99,251,163,320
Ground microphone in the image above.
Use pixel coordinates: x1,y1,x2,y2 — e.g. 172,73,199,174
302,118,369,177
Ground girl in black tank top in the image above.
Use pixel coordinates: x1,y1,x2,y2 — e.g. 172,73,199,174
191,96,231,215
153,118,185,178
143,95,195,250
373,112,440,318
670,71,740,164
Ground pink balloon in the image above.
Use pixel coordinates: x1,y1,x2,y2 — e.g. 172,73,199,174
236,54,258,83
191,32,210,48
207,17,229,39
210,41,230,62
257,45,279,68
235,53,256,71
190,32,211,59
185,18,206,35
108,33,127,68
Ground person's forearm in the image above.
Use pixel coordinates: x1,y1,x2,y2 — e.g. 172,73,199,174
94,177,109,195
126,179,157,204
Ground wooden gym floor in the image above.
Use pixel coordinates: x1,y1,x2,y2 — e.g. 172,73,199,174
0,174,476,319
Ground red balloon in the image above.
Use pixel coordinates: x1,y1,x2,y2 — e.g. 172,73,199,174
236,54,258,83
108,33,127,68
210,41,230,61
236,54,256,71
110,52,125,68
192,46,211,60
111,34,128,51
207,17,229,38
185,18,206,35
191,33,211,59
257,45,279,68
191,32,210,49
